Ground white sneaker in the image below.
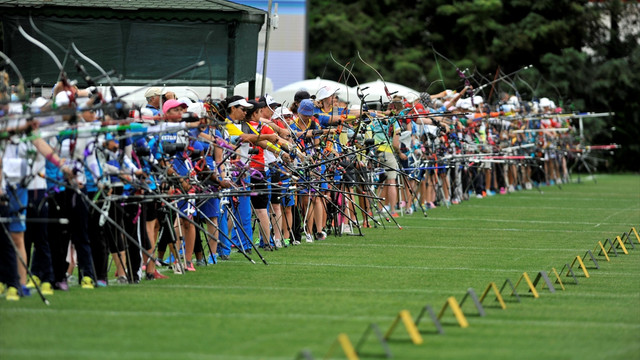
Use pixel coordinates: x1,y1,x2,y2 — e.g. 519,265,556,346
525,182,532,190
274,239,283,249
292,240,301,245
342,223,352,234
305,233,313,243
405,207,414,215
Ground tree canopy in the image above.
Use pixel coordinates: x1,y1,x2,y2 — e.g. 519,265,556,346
308,0,640,171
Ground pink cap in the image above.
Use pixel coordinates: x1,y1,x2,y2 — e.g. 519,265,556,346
162,99,188,114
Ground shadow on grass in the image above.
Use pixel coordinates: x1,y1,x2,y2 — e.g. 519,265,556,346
356,352,389,359
385,338,415,345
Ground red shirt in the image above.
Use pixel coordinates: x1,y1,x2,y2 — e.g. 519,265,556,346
249,120,275,171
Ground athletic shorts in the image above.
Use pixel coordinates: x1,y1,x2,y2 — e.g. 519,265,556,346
379,152,398,180
198,197,220,218
250,171,269,209
6,185,27,233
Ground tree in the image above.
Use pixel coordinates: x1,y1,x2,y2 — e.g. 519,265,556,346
308,0,639,171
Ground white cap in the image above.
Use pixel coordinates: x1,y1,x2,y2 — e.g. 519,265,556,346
144,87,163,98
404,93,420,103
177,97,193,106
228,98,253,108
272,106,292,119
30,97,49,112
315,86,338,101
54,90,72,106
539,97,551,108
455,98,473,110
473,95,484,105
261,94,281,108
187,102,205,116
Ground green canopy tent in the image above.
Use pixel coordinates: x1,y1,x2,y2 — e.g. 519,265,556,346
0,0,266,96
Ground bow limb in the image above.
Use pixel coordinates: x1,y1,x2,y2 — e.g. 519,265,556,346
18,26,64,74
356,51,396,101
71,43,115,90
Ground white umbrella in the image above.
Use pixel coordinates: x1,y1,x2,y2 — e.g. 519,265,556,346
359,79,420,104
272,77,361,106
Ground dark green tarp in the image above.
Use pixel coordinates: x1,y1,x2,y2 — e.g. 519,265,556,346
1,2,265,88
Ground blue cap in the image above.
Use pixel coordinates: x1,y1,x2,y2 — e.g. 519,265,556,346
105,133,119,144
298,99,314,116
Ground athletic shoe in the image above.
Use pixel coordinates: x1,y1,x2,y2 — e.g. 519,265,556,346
390,213,400,218
451,198,460,205
476,194,484,199
26,275,41,289
54,281,69,291
218,254,230,261
195,258,206,267
145,271,169,280
487,190,496,196
292,240,301,245
165,253,176,264
525,182,532,190
66,274,77,284
185,261,196,272
283,238,290,246
41,282,55,294
274,239,283,249
305,233,313,243
95,280,107,288
509,185,516,192
6,287,19,301
315,232,326,241
154,270,168,279
21,285,31,297
208,254,218,264
116,276,128,284
405,207,414,215
499,187,506,195
342,223,352,234
81,276,94,289
427,202,436,209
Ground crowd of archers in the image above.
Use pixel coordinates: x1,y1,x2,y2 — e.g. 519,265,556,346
0,63,604,301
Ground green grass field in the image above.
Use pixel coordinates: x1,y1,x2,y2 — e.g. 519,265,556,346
1,174,639,360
